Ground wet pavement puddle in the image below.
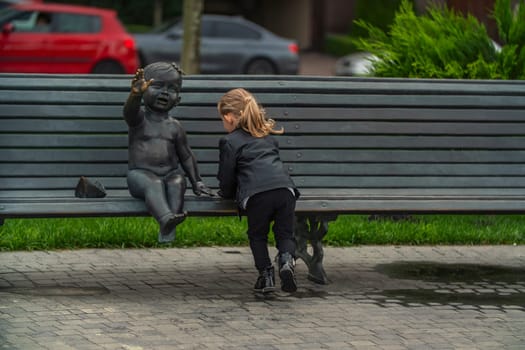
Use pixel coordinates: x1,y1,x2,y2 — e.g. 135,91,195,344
373,261,525,310
0,261,523,310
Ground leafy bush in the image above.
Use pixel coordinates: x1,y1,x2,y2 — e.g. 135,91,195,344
324,0,406,57
350,0,405,38
352,0,500,78
324,34,358,57
351,0,525,79
493,0,525,79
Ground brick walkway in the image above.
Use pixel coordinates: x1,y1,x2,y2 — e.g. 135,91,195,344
1,245,524,349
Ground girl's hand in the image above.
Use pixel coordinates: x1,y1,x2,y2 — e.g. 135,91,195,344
131,68,153,95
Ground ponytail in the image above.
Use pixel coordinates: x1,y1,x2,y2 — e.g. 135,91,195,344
217,88,283,137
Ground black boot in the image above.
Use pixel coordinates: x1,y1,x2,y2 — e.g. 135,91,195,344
254,266,275,294
278,252,297,293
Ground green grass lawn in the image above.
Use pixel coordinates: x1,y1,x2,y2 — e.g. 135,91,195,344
1,214,523,251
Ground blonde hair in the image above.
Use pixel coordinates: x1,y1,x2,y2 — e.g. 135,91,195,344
217,88,283,137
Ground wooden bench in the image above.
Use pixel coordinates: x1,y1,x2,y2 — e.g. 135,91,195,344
2,73,525,284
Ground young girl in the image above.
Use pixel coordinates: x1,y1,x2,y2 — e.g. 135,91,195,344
217,88,300,294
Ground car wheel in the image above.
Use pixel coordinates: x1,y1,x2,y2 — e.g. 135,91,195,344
91,61,125,74
244,58,276,74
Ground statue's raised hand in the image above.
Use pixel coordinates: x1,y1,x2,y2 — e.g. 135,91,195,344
131,68,153,95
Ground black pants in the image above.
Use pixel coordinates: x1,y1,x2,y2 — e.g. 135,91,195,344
245,188,296,271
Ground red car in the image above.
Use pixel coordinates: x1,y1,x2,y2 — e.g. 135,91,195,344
0,2,138,74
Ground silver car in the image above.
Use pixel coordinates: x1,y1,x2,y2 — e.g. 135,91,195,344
134,14,299,75
334,51,379,76
335,41,501,76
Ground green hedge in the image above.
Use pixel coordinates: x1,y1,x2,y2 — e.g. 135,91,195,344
351,0,525,79
324,0,407,57
324,34,357,57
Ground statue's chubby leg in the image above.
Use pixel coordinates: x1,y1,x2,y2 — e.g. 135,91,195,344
127,169,179,240
164,170,187,226
164,170,187,215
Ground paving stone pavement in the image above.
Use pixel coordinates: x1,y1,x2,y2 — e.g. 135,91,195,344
0,245,524,350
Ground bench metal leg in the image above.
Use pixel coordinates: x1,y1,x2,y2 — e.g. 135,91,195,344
294,214,338,284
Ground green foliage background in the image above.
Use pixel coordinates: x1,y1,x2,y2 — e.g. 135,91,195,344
350,0,405,38
325,0,408,57
49,0,182,26
353,0,525,79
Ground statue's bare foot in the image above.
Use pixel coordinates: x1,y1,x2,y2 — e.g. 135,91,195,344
158,212,187,243
158,227,176,243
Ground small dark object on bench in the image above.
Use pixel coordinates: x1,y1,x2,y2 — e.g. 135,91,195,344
75,176,106,198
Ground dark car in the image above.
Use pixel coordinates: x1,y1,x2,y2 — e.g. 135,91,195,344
0,1,138,74
134,14,299,75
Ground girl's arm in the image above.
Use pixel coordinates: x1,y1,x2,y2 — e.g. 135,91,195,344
217,138,237,198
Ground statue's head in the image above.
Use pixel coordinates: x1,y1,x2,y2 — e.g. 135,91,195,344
143,62,183,112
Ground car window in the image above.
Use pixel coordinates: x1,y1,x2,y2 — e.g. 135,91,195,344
1,10,101,33
0,9,36,31
214,21,261,39
32,12,51,32
54,13,100,33
0,7,19,23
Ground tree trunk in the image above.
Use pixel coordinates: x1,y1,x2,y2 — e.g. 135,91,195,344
181,0,203,74
310,0,325,51
153,0,163,27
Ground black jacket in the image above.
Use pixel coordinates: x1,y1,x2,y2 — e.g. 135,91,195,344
217,128,299,205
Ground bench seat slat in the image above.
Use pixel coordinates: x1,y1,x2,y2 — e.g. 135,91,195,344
4,187,525,199
3,176,525,191
3,197,525,218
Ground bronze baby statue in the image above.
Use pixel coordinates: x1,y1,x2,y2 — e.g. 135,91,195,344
123,62,212,243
